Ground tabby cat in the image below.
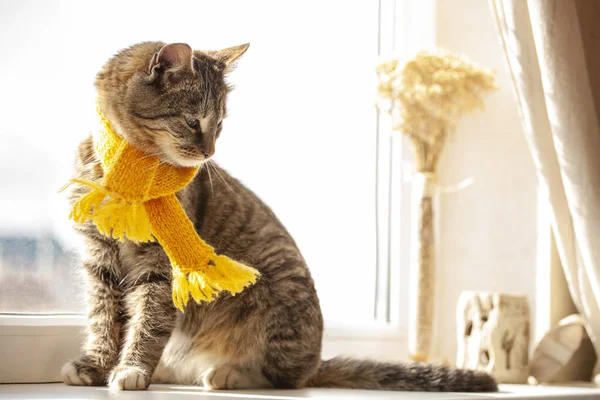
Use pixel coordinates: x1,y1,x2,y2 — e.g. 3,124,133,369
61,41,497,392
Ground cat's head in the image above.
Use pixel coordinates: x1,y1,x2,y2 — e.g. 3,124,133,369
95,41,248,167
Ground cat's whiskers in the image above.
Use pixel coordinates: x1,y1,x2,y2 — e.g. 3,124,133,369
208,161,239,198
205,162,214,196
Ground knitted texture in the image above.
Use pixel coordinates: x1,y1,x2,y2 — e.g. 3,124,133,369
65,108,260,311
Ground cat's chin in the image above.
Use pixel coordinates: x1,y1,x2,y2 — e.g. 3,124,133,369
175,158,207,168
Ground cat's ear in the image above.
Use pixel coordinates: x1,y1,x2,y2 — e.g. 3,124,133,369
149,43,193,77
212,43,250,69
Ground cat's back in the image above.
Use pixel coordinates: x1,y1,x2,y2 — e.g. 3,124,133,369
186,164,320,309
187,164,309,278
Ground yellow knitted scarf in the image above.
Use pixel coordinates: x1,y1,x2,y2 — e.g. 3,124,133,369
65,109,260,312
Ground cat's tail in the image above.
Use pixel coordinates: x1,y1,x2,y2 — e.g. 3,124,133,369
306,357,498,392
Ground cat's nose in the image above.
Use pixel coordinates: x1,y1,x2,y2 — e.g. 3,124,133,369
201,139,215,158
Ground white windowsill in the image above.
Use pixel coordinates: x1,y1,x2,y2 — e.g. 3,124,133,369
1,383,600,400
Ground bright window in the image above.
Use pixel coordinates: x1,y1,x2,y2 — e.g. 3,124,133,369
0,0,397,323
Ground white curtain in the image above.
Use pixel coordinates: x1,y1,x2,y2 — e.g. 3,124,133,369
490,0,600,380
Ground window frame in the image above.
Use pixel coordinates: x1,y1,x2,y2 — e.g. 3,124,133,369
0,0,436,383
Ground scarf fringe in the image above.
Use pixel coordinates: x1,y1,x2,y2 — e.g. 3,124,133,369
171,255,260,312
65,179,154,243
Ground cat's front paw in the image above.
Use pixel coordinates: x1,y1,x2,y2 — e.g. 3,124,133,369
61,359,106,386
108,366,150,391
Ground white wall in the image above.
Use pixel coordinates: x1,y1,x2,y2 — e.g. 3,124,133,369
432,0,538,362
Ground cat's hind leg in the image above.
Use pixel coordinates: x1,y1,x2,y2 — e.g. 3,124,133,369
260,278,323,389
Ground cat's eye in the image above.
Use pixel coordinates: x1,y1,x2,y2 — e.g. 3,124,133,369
186,118,200,131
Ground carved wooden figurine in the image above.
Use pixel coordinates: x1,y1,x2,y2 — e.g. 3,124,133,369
457,292,530,383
